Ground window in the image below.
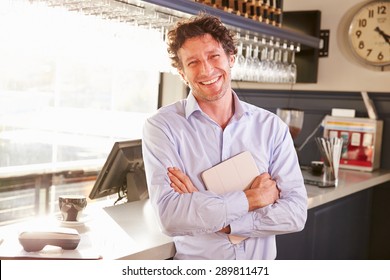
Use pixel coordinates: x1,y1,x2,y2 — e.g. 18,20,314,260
0,1,169,225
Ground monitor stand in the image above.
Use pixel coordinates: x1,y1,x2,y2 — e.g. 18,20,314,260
126,170,149,202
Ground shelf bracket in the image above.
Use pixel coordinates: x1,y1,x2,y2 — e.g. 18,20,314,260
319,29,330,57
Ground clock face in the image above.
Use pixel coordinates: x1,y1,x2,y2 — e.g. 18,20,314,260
348,1,390,66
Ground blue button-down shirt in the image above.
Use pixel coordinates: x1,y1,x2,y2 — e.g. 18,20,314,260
142,91,307,260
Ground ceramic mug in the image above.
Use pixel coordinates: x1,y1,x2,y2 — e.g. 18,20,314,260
58,195,87,222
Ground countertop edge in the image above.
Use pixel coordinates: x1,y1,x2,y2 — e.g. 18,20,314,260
306,169,390,209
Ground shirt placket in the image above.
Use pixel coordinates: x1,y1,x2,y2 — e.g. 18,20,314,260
221,124,233,161
233,241,247,259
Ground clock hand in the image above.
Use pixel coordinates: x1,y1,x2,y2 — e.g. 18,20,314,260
374,27,390,45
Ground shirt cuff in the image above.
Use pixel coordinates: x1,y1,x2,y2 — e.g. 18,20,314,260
229,212,253,236
229,204,274,236
223,191,249,225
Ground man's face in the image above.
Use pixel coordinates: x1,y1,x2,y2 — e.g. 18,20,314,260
177,34,235,103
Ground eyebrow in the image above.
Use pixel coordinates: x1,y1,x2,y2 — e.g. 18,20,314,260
182,49,222,64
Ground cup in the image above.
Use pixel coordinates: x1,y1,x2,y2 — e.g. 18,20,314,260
322,165,337,187
311,161,324,176
276,108,304,140
58,195,87,222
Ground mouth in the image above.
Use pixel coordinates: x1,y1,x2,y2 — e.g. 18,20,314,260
199,76,220,85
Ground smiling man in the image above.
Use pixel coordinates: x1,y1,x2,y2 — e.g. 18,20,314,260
142,13,307,260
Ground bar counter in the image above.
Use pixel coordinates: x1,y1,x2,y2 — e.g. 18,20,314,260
305,168,390,209
1,169,389,260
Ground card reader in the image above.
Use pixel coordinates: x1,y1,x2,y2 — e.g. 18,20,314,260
18,227,81,252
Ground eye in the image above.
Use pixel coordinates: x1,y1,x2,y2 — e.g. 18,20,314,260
211,54,220,59
187,60,198,67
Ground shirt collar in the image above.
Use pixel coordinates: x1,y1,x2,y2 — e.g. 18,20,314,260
185,90,249,120
185,92,201,119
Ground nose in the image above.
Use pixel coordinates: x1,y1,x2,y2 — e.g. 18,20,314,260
200,60,213,75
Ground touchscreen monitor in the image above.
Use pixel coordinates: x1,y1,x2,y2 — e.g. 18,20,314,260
89,139,148,203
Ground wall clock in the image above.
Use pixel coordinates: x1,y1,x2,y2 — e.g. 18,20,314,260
348,0,390,68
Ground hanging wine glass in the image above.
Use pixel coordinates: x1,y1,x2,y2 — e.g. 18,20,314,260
232,35,245,80
281,43,289,83
243,43,253,81
288,44,297,84
259,38,269,83
273,41,283,83
267,40,276,83
252,44,261,82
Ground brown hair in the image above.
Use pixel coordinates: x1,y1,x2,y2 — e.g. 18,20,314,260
167,13,237,70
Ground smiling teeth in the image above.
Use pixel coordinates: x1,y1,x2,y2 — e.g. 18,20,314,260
201,77,219,85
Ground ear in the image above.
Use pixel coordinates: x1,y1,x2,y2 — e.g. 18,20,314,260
229,54,235,68
178,70,189,86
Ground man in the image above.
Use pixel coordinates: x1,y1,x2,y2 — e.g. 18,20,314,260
142,13,307,260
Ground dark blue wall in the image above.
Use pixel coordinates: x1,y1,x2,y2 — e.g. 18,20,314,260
236,89,390,168
236,88,390,259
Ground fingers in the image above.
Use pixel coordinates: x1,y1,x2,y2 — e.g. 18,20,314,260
168,168,186,194
168,167,198,193
246,172,280,210
250,172,274,189
218,225,231,234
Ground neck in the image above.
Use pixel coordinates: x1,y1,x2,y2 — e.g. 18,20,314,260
198,92,234,129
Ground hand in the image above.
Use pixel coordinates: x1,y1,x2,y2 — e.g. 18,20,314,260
168,167,199,194
244,172,280,211
218,225,231,234
374,27,390,44
168,167,229,234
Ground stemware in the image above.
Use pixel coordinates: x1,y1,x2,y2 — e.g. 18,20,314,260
243,43,253,81
259,38,270,83
288,44,297,84
252,45,261,82
273,41,283,83
281,43,290,83
223,31,300,84
232,39,245,80
266,40,276,83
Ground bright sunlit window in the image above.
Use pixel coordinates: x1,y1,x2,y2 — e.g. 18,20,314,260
0,0,170,224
